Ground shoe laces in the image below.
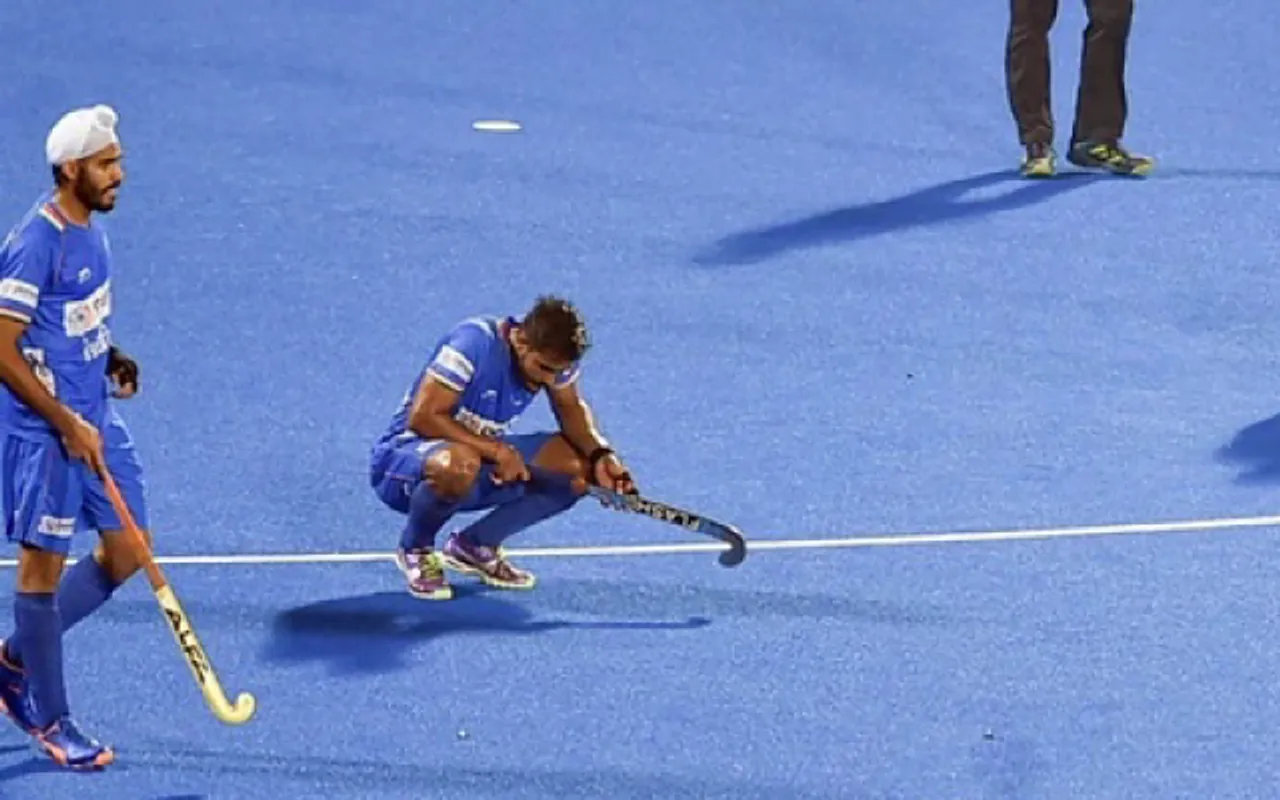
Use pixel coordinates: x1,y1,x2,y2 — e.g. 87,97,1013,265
1089,141,1132,161
406,550,443,578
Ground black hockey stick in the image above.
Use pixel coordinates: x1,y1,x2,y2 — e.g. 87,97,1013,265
528,466,747,567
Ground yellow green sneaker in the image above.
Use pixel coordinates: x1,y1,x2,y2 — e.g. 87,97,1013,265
1020,142,1056,178
1067,139,1154,176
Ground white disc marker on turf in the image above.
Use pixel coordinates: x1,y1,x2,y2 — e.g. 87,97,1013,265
472,119,522,133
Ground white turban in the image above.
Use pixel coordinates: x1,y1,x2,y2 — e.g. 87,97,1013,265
45,104,120,166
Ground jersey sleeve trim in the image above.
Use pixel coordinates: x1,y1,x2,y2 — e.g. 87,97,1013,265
425,344,476,392
424,368,466,393
0,278,40,313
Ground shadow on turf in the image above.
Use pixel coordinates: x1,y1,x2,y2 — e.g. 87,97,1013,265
0,745,63,784
1216,412,1280,484
263,587,710,675
1152,167,1280,183
533,577,954,626
91,744,851,800
0,744,216,792
692,169,1105,266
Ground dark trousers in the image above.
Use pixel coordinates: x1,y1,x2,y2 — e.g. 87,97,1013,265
1006,0,1135,146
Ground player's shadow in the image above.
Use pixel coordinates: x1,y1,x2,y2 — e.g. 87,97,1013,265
533,577,956,626
1216,412,1280,484
0,744,69,783
692,169,1104,266
1153,167,1280,183
263,588,709,675
111,744,840,800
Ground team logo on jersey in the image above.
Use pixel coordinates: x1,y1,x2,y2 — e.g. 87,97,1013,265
83,328,112,361
455,407,510,438
63,280,111,336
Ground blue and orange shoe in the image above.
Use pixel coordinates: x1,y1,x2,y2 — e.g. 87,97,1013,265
33,716,114,770
0,640,39,735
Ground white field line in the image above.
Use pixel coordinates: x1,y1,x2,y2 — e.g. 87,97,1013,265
2,512,1277,567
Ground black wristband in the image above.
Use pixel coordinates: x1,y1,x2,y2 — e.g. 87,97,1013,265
587,447,614,471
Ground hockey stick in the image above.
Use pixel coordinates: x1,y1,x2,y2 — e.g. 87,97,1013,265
100,470,257,725
528,466,747,567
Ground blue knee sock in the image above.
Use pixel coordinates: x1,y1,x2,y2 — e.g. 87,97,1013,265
56,557,119,634
7,558,120,666
400,481,460,551
460,479,581,548
13,558,117,665
13,592,67,727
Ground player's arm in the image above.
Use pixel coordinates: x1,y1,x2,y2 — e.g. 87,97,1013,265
547,379,608,460
405,332,506,460
0,234,105,471
0,318,105,472
548,380,636,493
407,374,528,483
0,318,75,434
406,375,504,461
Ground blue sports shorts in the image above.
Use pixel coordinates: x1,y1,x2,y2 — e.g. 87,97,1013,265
369,431,555,514
2,410,149,555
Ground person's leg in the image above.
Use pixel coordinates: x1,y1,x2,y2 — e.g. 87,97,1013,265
55,413,147,646
371,435,481,600
0,434,113,769
1068,0,1153,174
442,433,586,590
1072,0,1133,145
1006,0,1060,175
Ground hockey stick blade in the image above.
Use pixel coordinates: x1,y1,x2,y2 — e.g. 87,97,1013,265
589,486,747,567
527,466,747,566
101,470,258,725
156,584,257,724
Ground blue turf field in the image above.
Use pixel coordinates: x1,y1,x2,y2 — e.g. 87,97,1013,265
3,1,1280,796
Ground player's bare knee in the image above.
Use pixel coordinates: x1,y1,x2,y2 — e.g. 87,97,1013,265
103,552,141,583
16,546,67,593
98,531,148,582
535,434,587,480
565,452,588,484
425,445,482,500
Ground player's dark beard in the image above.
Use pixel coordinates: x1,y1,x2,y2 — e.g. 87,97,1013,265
74,171,119,212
